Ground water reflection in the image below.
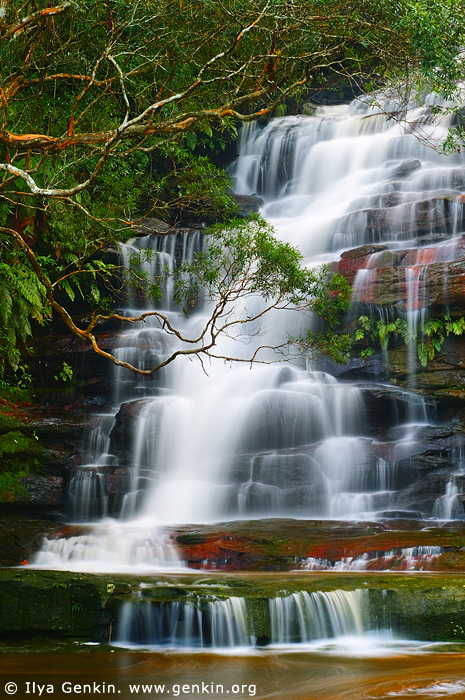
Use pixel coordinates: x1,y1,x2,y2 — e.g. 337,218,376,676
2,649,465,700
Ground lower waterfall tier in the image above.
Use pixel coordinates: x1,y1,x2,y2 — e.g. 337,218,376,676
3,569,465,651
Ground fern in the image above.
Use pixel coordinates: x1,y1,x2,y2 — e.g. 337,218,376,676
445,316,465,335
417,343,428,367
90,283,100,303
356,313,465,367
0,287,13,326
62,278,76,301
0,260,49,375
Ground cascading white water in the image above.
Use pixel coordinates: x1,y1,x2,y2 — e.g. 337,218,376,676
302,546,444,571
116,594,254,649
33,517,181,571
35,94,465,572
236,103,464,259
269,589,366,644
433,479,464,520
115,588,375,649
68,414,116,521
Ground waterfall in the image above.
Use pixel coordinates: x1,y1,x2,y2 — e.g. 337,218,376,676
33,518,181,572
115,588,374,649
433,479,464,520
302,546,444,571
35,94,465,573
269,589,366,644
236,104,463,259
116,595,254,649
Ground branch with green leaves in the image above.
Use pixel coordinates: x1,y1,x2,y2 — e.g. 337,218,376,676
1,0,464,381
0,216,352,377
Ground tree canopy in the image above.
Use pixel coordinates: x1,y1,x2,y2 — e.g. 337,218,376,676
0,0,464,378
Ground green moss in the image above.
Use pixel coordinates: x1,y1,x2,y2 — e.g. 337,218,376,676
261,538,287,556
247,598,271,640
175,533,208,545
0,471,30,503
4,570,465,645
0,570,114,641
0,430,39,458
0,414,19,433
0,429,42,502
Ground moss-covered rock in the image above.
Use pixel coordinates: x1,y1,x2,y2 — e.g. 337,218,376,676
0,402,89,513
3,569,465,645
0,429,42,503
0,570,114,641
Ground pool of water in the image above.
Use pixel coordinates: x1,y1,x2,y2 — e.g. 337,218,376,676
2,647,465,699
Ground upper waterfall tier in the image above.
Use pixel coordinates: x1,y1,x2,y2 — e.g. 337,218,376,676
234,101,465,260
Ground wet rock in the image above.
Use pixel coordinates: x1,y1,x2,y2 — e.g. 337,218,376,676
24,414,87,481
341,259,465,311
231,194,264,216
20,475,65,506
240,390,329,451
109,399,152,460
228,452,323,488
30,331,117,408
379,425,461,447
26,414,88,441
361,426,465,516
387,159,421,179
67,464,133,517
386,339,465,400
373,425,465,471
0,569,112,641
0,518,64,566
395,473,460,515
358,384,425,433
313,354,390,382
169,519,465,571
130,217,172,236
0,406,88,516
336,196,465,244
334,238,465,356
106,467,132,495
376,510,423,519
340,244,389,259
3,568,465,645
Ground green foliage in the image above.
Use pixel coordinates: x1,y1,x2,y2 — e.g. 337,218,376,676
0,428,40,502
54,362,74,383
123,248,163,305
0,384,33,408
0,0,463,378
172,215,352,361
442,125,465,155
151,145,239,221
390,0,463,97
174,214,328,307
305,329,353,364
0,248,49,377
356,314,465,367
0,430,34,458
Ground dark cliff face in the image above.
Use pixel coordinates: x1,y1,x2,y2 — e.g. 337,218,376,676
332,236,465,404
334,235,465,314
